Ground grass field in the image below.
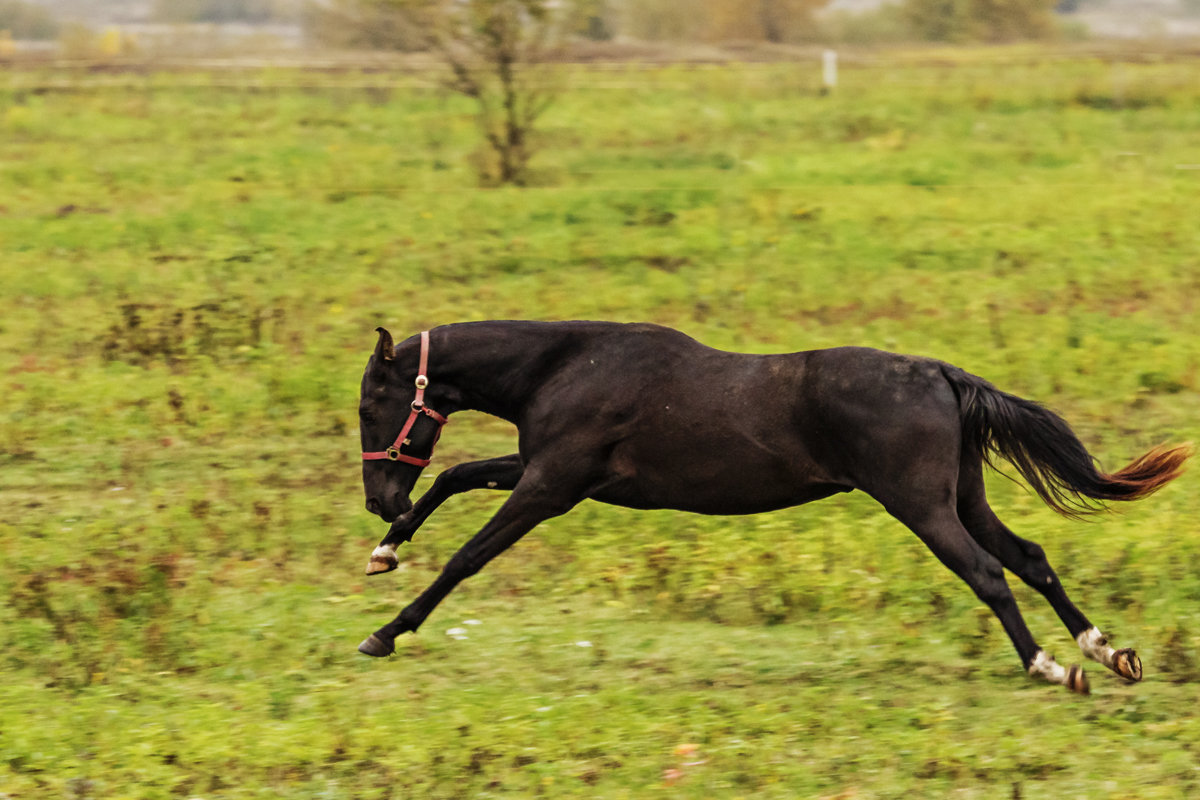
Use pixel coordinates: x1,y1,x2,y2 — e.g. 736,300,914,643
2,48,1200,798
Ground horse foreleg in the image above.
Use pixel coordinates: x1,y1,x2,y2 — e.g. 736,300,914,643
358,474,577,656
365,454,525,575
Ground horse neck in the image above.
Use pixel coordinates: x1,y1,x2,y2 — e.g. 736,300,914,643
430,321,573,423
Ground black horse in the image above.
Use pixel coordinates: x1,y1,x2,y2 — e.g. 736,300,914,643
357,321,1191,693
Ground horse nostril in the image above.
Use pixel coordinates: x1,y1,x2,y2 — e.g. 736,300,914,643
366,498,382,515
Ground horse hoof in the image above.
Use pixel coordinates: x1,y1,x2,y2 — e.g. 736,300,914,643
357,634,395,657
1066,664,1090,695
1113,648,1143,682
365,556,398,575
365,545,399,575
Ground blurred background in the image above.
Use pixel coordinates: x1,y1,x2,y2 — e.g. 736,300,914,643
4,0,1200,55
2,1,1199,798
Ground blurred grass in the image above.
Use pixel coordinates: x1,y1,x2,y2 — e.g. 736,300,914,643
2,50,1199,797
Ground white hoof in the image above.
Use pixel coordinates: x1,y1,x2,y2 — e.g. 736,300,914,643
365,544,399,575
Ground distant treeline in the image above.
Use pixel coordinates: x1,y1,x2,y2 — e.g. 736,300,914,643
1,0,302,37
151,0,302,24
306,0,1067,47
0,0,59,39
3,0,1068,45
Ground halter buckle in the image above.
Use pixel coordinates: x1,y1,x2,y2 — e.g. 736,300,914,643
415,375,429,389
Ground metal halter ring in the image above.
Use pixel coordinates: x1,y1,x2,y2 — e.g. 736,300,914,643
415,375,429,389
385,447,401,461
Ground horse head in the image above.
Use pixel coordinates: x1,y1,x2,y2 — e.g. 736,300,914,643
359,327,449,522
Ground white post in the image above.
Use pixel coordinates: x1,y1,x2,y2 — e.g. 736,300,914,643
822,49,838,91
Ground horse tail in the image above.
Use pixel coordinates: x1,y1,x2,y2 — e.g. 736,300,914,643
940,365,1192,517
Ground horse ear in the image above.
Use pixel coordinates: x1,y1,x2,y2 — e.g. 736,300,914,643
374,327,395,362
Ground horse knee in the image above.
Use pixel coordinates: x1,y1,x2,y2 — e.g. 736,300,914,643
1020,540,1047,564
430,467,459,494
1017,540,1061,588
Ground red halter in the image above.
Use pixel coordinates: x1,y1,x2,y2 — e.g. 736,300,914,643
362,330,449,467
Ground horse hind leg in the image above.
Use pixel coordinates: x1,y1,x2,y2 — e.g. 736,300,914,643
956,456,1143,683
1077,627,1143,682
882,496,1090,694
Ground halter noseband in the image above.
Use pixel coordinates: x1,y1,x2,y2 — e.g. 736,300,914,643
362,330,449,468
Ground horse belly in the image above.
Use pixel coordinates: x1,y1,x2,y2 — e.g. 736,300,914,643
593,440,846,515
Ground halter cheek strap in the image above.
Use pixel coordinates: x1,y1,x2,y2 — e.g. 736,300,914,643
362,330,449,467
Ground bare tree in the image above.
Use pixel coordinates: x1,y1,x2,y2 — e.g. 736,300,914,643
339,0,571,185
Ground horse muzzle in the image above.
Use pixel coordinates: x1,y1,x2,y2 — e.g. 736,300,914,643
365,492,413,523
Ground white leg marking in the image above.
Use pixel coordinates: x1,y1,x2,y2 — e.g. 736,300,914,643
1077,627,1114,669
1028,650,1069,685
1030,650,1089,693
1078,625,1142,681
372,543,398,561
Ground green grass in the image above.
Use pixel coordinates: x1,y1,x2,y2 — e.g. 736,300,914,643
2,50,1200,798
